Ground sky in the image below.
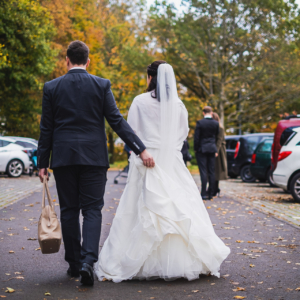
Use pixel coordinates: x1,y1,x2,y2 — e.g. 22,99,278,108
147,0,300,9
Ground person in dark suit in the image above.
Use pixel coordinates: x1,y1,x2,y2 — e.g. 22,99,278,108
194,106,219,200
37,40,155,285
181,139,191,166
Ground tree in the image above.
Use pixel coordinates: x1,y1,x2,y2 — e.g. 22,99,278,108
42,0,151,162
0,0,57,137
149,0,300,133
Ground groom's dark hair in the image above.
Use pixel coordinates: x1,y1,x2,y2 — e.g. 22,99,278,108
67,40,89,65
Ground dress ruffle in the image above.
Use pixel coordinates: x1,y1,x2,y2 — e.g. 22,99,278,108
95,150,230,283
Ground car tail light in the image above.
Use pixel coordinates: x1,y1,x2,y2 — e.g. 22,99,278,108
278,151,292,162
234,141,240,159
22,150,28,153
271,143,274,163
251,154,256,164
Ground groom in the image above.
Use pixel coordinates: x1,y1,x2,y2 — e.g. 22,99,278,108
37,40,154,285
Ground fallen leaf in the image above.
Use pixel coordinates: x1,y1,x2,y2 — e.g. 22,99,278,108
191,290,199,293
138,291,142,293
280,251,287,253
27,238,37,241
102,278,108,281
233,296,246,299
232,282,239,285
237,287,245,291
5,288,15,293
14,272,21,275
9,251,14,254
207,206,211,209
44,292,51,296
211,283,215,285
106,223,111,225
249,264,255,268
0,296,7,298
258,282,263,284
35,248,41,251
53,199,56,202
236,240,244,243
109,206,114,209
295,287,300,291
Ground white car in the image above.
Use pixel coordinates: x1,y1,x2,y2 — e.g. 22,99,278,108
273,127,300,202
0,137,31,177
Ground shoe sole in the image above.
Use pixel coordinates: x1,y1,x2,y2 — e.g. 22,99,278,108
80,269,94,286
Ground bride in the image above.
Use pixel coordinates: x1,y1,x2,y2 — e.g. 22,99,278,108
94,61,230,282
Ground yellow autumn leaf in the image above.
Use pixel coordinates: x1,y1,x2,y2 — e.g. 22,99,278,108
233,296,246,299
9,250,14,254
45,292,51,296
5,288,15,293
249,264,255,268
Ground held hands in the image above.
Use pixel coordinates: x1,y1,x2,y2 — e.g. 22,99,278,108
215,153,218,157
140,150,155,168
39,168,49,183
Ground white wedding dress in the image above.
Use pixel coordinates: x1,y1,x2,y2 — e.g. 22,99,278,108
95,65,230,283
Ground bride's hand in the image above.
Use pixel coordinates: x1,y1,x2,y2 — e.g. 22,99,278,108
140,150,155,168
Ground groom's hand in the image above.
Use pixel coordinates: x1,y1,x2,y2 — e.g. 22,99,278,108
39,168,49,183
140,150,155,168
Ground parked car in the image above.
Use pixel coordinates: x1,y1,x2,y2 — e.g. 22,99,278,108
0,137,31,177
273,127,300,202
271,116,300,173
250,138,276,186
5,136,38,151
225,133,274,182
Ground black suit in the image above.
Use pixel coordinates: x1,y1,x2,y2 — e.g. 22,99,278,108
37,68,146,269
194,117,219,198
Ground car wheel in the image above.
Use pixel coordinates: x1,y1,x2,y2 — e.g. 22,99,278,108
267,169,276,187
240,165,256,183
7,160,24,178
290,173,300,203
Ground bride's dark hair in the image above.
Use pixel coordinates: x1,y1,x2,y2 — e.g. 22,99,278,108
146,60,167,98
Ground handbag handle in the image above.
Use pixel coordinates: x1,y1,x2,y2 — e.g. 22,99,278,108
42,176,54,209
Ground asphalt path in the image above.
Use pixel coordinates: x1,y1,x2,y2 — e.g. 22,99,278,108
0,172,299,300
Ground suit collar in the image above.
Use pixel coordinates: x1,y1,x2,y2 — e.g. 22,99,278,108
67,69,88,74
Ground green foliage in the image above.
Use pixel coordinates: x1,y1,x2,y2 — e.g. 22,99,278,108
149,0,300,134
0,0,57,137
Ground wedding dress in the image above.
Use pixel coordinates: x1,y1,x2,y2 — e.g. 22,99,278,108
95,64,230,283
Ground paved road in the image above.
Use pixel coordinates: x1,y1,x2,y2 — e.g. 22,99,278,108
0,172,299,299
0,175,55,209
193,175,300,228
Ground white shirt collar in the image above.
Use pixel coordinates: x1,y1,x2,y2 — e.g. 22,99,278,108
70,67,86,70
204,115,212,119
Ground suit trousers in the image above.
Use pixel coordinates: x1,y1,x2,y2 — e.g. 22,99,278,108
196,152,215,197
53,165,107,268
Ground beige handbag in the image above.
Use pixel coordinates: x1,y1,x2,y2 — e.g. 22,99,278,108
38,176,62,254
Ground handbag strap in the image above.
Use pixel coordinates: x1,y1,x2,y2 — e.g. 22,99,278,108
42,176,54,209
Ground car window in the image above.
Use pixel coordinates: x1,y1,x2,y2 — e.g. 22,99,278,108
0,140,12,147
245,136,261,153
226,139,238,150
257,139,273,153
24,142,36,148
15,141,27,147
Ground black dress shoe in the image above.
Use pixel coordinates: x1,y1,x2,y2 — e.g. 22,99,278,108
80,263,94,286
67,267,80,277
202,195,212,200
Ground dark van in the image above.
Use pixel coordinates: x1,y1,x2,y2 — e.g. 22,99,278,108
226,133,274,182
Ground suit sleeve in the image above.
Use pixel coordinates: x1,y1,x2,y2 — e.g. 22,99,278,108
194,121,200,152
37,83,53,168
103,80,146,155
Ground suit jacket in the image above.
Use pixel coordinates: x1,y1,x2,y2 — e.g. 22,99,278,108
38,69,146,169
194,117,219,154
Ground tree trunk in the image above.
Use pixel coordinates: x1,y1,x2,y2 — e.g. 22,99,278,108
219,82,225,128
108,131,114,164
